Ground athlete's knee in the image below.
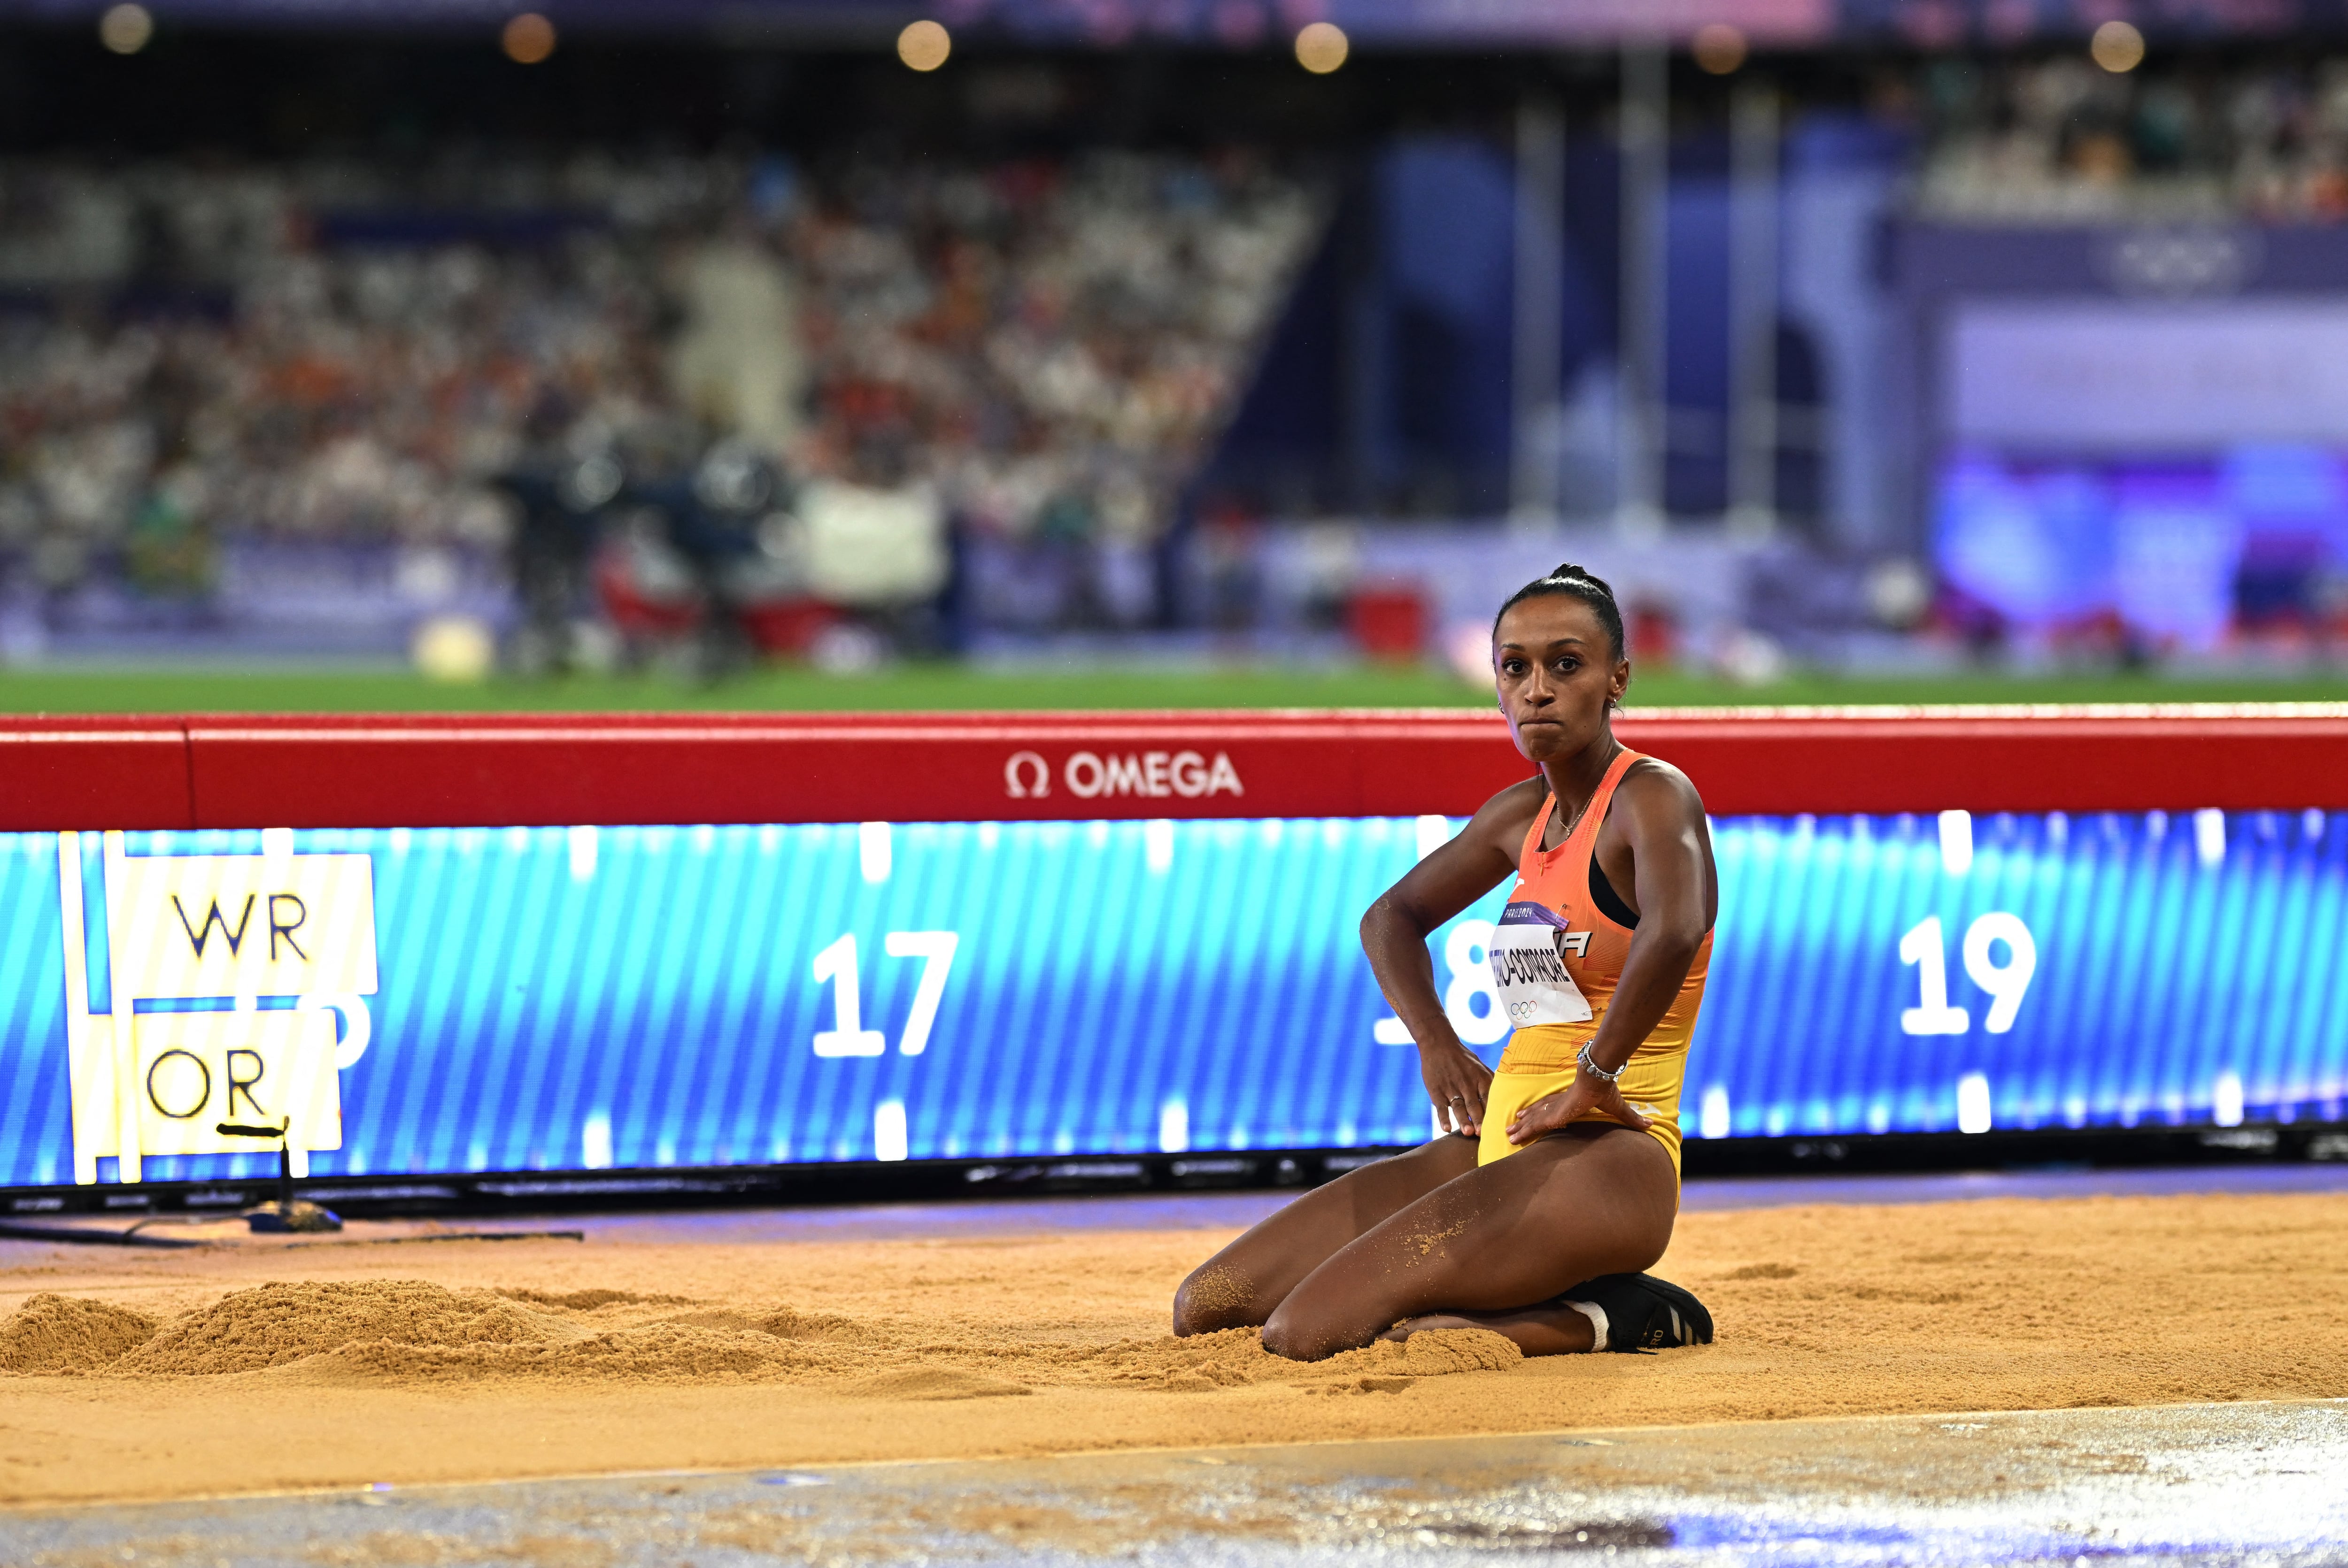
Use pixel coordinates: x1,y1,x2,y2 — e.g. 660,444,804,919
1172,1262,1263,1337
1259,1294,1361,1362
1258,1301,1314,1360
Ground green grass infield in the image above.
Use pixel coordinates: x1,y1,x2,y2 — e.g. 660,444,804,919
4,662,2348,715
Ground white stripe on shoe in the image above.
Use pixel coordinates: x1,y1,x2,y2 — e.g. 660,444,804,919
1565,1299,1610,1352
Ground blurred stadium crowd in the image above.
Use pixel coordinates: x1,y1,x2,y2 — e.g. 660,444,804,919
0,147,1317,668
8,41,2348,677
1913,52,2348,223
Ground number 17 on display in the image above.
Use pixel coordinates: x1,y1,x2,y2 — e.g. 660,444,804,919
810,931,961,1057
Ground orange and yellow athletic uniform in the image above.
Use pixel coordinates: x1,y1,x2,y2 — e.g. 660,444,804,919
1474,749,1711,1180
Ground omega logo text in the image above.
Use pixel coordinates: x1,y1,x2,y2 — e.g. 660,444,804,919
1062,750,1243,801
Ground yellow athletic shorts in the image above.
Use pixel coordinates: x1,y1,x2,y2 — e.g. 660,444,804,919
1475,1059,1686,1179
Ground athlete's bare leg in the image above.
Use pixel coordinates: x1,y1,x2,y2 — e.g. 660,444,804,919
1378,1302,1596,1355
1171,1135,1479,1336
1259,1125,1677,1361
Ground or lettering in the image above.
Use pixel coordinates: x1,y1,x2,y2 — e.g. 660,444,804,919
268,893,309,961
1103,754,1146,797
146,1049,210,1120
1206,752,1243,797
1170,751,1207,797
173,894,255,959
1065,752,1104,798
225,1048,265,1118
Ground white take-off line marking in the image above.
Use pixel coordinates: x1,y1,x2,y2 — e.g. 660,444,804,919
1956,1072,1993,1135
2212,1071,2246,1128
567,825,598,883
582,1112,613,1169
102,830,139,1184
860,822,893,884
57,832,97,1185
2195,808,2227,868
1938,810,1974,876
1158,1099,1189,1153
874,1100,908,1162
1699,1085,1731,1140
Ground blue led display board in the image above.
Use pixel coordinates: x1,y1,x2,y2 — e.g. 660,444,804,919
0,807,2342,1191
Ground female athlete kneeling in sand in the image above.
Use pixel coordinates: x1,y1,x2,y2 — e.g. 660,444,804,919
1174,563,1717,1360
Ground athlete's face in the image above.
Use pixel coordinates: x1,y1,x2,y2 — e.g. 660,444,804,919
1492,597,1628,763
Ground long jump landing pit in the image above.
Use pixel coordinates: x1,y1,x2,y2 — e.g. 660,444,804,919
3,1168,2346,1561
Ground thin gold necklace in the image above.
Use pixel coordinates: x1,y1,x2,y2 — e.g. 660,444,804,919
1549,742,1623,848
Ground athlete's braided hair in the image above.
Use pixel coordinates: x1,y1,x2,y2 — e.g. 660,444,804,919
1492,561,1626,660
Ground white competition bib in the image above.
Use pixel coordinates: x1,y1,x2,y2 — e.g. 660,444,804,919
1488,901,1593,1027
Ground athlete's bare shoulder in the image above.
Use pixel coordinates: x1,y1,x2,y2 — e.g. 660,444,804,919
1444,775,1546,860
1615,755,1707,823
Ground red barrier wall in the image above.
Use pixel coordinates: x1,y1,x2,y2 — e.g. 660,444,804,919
0,717,193,831
4,706,2346,831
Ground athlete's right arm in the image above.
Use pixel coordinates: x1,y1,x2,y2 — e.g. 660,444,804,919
1358,780,1541,1137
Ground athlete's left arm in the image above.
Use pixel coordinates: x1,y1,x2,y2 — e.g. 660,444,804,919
1507,762,1716,1143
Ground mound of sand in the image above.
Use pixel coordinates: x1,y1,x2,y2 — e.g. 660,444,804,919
89,1280,907,1385
1069,1322,1520,1392
1400,1328,1524,1375
301,1324,855,1387
0,1293,157,1374
847,1367,1033,1401
758,1305,873,1342
0,1276,1529,1395
116,1281,581,1376
494,1288,694,1311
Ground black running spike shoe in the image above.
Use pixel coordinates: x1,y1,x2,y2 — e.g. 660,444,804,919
1561,1273,1715,1353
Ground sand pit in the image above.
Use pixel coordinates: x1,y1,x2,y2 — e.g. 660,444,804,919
2,1187,2345,1506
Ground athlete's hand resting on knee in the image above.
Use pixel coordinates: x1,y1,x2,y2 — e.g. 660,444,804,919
1506,1071,1651,1145
1420,1044,1495,1137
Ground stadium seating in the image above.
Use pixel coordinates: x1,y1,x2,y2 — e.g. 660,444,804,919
0,151,1320,648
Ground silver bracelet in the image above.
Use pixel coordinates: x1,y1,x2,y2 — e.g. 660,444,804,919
1576,1043,1622,1083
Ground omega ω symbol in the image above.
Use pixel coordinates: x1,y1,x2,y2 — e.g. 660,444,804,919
1004,751,1051,799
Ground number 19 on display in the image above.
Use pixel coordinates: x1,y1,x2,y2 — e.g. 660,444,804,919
1899,913,2036,1036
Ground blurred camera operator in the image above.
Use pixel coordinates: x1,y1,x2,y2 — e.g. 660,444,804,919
489,400,624,676
619,433,794,682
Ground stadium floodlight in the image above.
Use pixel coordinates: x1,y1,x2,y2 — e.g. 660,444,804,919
1691,23,1746,75
98,3,152,54
502,12,556,64
2090,19,2145,72
898,20,951,71
1294,22,1347,74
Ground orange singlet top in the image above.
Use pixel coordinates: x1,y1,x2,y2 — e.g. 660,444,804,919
1473,748,1712,1179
